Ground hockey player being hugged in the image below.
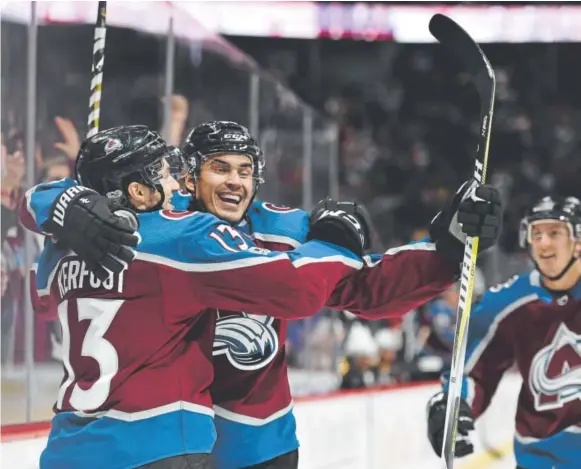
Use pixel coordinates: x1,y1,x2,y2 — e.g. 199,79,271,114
427,195,581,469
22,120,503,469
20,125,376,469
180,121,501,469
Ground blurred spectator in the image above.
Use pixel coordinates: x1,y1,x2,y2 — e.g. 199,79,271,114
422,285,459,359
374,328,407,384
1,132,26,365
339,322,379,389
39,155,72,182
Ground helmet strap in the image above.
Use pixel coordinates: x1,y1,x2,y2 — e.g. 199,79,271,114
532,243,579,282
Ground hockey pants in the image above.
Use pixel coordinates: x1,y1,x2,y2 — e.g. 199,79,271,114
241,450,299,469
137,454,215,469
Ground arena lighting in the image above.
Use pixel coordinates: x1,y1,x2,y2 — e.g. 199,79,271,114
2,2,581,43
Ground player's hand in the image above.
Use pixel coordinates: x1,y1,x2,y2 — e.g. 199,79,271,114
43,186,139,281
430,179,502,265
426,391,475,458
307,197,372,256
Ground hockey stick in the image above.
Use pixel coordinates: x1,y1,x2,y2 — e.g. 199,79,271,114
87,1,107,138
428,14,496,469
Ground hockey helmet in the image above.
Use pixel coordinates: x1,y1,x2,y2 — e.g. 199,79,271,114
519,195,581,249
76,125,185,206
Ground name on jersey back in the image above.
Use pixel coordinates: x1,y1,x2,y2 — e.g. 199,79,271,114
57,258,124,298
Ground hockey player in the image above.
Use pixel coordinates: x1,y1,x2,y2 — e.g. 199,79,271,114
21,121,503,469
180,121,501,469
427,195,581,469
24,125,374,469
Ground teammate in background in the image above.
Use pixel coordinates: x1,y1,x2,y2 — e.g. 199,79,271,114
427,196,581,469
21,121,503,469
25,125,372,469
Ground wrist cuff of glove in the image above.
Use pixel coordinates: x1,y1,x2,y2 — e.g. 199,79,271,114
308,220,364,257
44,186,98,233
434,236,464,275
429,222,464,275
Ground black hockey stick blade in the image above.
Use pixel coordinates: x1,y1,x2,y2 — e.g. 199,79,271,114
429,13,495,184
429,14,493,80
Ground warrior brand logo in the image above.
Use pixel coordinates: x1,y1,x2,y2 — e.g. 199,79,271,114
473,159,484,184
529,323,581,411
456,238,476,315
51,186,91,227
105,138,123,155
213,311,278,371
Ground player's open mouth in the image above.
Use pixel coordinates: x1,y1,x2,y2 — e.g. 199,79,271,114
217,193,243,206
539,254,556,260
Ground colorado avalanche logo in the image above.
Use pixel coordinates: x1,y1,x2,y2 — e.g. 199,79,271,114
529,323,581,411
104,138,123,155
213,311,279,371
262,202,298,214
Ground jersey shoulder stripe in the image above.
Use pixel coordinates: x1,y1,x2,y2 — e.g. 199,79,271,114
246,201,309,248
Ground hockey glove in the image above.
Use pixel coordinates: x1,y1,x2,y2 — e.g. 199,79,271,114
430,179,502,266
427,391,475,458
43,186,139,281
307,197,372,257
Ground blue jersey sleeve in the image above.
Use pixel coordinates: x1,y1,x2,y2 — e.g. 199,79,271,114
142,211,364,320
21,178,79,234
245,201,309,247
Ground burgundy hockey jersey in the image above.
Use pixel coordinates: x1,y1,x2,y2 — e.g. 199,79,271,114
446,271,581,469
22,180,366,469
211,201,457,469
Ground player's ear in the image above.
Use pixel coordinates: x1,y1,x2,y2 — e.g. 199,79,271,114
126,182,149,210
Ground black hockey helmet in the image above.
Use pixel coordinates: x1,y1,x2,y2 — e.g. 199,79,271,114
75,125,185,208
519,195,581,248
182,121,265,186
519,195,581,280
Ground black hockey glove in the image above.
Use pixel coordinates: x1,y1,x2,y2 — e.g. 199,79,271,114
427,391,475,458
430,179,502,266
307,197,372,257
43,186,139,281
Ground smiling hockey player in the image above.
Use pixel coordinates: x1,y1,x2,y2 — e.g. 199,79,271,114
427,195,581,469
21,121,503,469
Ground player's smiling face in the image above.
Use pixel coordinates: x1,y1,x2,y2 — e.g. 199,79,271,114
195,153,254,223
530,221,575,277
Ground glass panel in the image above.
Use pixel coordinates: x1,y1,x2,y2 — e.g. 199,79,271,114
1,16,31,425
257,76,306,208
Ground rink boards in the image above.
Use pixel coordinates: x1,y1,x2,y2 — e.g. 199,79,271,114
1,374,521,469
